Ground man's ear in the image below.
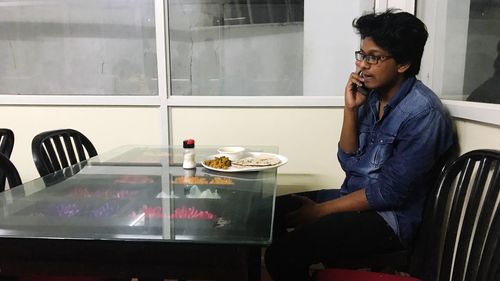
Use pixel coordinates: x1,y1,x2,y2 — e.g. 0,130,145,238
398,63,411,74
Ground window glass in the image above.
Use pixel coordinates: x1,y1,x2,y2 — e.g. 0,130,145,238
0,0,157,96
168,0,374,96
463,0,500,104
169,0,304,96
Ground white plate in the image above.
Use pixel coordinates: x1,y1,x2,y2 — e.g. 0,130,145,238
201,152,288,172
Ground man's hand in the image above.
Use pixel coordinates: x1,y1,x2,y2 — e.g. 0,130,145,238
286,195,326,228
345,69,368,110
285,189,371,229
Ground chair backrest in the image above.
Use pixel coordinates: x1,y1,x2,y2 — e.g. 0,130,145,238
32,129,98,177
409,149,500,281
0,128,14,158
0,153,22,192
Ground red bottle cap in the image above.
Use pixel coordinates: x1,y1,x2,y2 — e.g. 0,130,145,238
183,139,195,148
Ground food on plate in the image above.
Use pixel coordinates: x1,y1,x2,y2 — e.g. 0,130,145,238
232,154,281,167
203,156,232,169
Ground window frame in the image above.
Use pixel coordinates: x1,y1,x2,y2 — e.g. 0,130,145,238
0,0,498,129
417,0,500,126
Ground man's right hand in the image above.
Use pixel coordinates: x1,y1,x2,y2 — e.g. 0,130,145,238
345,70,369,110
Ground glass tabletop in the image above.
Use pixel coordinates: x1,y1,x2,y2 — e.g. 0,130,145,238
0,145,279,245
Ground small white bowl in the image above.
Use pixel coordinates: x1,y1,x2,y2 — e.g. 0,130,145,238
217,146,245,161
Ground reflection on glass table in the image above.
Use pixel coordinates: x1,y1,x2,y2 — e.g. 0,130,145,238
0,145,280,280
0,145,278,243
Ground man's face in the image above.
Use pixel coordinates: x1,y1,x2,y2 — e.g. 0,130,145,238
356,37,402,90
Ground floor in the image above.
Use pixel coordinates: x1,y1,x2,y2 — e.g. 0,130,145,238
261,265,273,281
138,249,274,281
161,264,273,281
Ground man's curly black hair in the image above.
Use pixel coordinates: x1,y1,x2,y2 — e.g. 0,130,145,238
352,10,428,78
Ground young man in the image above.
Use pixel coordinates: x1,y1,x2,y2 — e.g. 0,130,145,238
265,10,454,281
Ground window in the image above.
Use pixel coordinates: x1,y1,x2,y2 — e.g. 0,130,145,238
0,0,157,96
463,0,500,104
420,0,500,105
168,0,375,96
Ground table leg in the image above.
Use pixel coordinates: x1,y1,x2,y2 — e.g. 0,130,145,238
247,247,261,281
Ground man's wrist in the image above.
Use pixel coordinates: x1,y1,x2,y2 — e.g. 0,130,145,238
344,106,358,113
318,201,335,216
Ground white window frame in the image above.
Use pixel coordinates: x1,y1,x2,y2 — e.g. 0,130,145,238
418,0,500,126
0,0,498,131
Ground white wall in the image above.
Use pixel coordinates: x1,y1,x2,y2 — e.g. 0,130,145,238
1,106,161,182
170,107,500,195
171,107,344,195
455,118,500,153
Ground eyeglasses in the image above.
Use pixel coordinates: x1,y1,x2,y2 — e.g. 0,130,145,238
355,51,393,65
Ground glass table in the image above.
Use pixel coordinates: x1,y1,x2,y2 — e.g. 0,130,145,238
0,145,279,280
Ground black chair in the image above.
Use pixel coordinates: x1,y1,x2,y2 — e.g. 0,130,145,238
0,153,22,192
0,129,15,192
412,149,500,280
32,129,98,177
0,128,14,158
317,149,500,281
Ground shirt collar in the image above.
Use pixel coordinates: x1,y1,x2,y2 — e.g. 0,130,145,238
387,76,417,109
369,76,417,111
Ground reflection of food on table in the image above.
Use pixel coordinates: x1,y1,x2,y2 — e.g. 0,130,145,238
173,176,234,185
231,154,281,167
186,185,220,199
174,176,209,185
203,156,232,169
208,177,234,185
170,207,216,220
143,206,216,220
21,200,124,218
114,175,155,184
67,186,140,199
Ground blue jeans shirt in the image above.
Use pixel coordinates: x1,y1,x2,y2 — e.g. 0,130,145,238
337,77,454,246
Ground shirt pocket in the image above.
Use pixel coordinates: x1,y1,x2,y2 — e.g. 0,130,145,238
370,134,396,167
357,122,372,153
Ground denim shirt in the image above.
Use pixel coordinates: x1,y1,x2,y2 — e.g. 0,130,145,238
337,77,454,246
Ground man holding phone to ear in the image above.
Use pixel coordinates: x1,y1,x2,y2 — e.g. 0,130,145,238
265,10,455,281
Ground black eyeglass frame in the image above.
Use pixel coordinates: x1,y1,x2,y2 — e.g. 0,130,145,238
355,51,393,65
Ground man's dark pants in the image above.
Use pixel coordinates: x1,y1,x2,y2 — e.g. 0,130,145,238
264,190,405,281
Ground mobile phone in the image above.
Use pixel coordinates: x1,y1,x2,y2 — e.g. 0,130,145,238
352,71,369,96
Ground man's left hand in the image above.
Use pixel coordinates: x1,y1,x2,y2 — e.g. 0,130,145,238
286,195,326,227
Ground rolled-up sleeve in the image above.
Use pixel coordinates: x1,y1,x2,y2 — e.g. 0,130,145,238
337,144,359,172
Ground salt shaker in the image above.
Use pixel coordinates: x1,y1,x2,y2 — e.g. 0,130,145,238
182,139,196,169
